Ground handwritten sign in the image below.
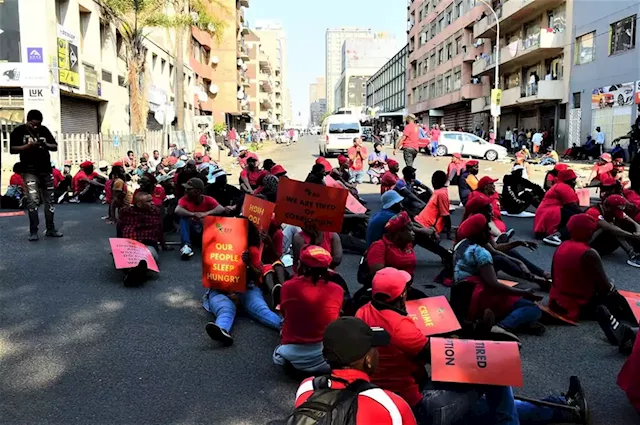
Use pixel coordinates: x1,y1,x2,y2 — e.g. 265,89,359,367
536,302,578,326
275,178,348,233
406,296,461,336
324,175,367,214
242,194,275,232
430,338,523,387
109,238,159,272
0,211,25,217
576,188,590,207
202,216,248,292
619,290,640,323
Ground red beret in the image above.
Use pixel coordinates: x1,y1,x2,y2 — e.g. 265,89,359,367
457,213,488,240
605,194,628,219
315,157,332,172
600,177,618,187
466,160,479,167
464,193,492,217
452,152,462,159
80,161,93,168
202,156,211,163
554,163,568,172
112,161,123,167
299,245,332,268
270,164,286,176
387,159,399,168
385,211,411,233
567,214,598,242
194,152,203,158
558,169,577,182
477,176,498,190
372,267,411,301
337,155,349,165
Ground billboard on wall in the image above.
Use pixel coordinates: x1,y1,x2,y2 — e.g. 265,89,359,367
591,82,635,109
636,81,640,104
0,62,48,87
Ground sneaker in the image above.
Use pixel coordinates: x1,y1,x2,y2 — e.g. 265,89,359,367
28,233,39,242
489,325,521,343
69,196,80,203
205,322,233,347
627,254,640,268
596,305,627,345
123,260,148,287
180,244,194,260
565,376,589,425
505,228,515,241
543,232,562,246
45,229,63,238
619,326,637,355
57,193,66,203
271,283,282,309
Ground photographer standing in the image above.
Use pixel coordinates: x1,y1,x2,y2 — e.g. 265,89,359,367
9,110,63,241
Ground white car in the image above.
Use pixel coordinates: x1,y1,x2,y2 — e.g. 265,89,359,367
435,131,507,161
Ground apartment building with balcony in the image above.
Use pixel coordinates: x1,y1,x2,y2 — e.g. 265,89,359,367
569,2,639,149
191,0,251,130
406,0,487,129
366,44,409,119
470,0,573,146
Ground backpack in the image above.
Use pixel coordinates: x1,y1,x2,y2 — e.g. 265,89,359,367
267,376,376,425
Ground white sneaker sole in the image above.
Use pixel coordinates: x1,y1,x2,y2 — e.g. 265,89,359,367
543,238,561,247
627,259,640,268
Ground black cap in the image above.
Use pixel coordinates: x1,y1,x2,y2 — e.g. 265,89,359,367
183,177,204,190
323,317,390,366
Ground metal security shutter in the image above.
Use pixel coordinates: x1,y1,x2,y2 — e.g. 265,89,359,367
442,104,472,131
60,96,99,134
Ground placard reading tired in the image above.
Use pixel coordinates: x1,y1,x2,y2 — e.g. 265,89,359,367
109,238,160,272
619,290,640,322
406,296,461,336
275,178,348,233
430,338,523,387
201,216,248,293
242,194,275,232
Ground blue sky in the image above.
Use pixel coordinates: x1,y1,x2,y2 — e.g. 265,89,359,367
246,0,406,124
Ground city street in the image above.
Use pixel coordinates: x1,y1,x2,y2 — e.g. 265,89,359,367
1,135,639,424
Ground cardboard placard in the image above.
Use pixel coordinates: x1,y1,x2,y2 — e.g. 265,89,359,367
241,194,275,232
406,296,461,336
202,216,248,292
576,188,590,207
430,338,523,387
275,178,348,233
619,290,640,322
0,211,25,217
498,279,519,287
109,238,160,272
324,175,367,214
536,302,578,326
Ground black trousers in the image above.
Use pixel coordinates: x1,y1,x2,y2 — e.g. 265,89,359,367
23,172,55,233
403,148,418,168
53,175,72,203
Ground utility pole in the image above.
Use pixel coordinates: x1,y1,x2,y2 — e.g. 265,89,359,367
478,0,500,138
174,0,186,131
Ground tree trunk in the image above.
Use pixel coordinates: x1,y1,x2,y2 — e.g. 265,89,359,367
128,56,145,133
176,28,185,130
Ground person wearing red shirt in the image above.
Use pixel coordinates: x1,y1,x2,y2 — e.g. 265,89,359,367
534,168,582,246
175,177,233,260
588,153,614,185
273,245,344,375
291,317,416,425
380,159,400,194
71,161,105,203
239,156,267,194
237,146,258,169
465,176,512,242
446,152,466,185
8,163,25,188
415,171,452,237
394,114,420,168
2,163,25,209
204,219,282,347
347,137,368,184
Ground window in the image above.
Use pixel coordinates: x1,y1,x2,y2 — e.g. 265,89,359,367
610,15,636,55
438,48,444,64
456,2,463,18
444,75,451,92
575,32,595,64
454,68,461,90
572,92,581,108
446,43,452,60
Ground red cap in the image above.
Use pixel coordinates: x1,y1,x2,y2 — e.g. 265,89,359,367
299,245,332,268
202,156,211,163
385,211,411,233
600,153,612,162
270,164,286,176
558,169,577,182
464,193,492,216
80,161,93,168
337,155,349,165
194,152,203,158
477,176,498,190
315,157,333,172
568,214,598,242
452,152,462,159
605,194,627,219
600,177,618,187
554,163,568,172
466,160,479,167
457,213,489,240
387,159,399,168
112,161,123,167
372,267,411,301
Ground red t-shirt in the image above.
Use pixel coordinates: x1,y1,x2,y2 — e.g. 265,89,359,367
533,182,579,235
9,173,24,187
295,369,417,425
585,206,604,222
178,195,219,212
269,228,284,259
347,145,368,171
415,187,450,233
356,303,428,407
380,171,400,194
134,186,166,207
402,122,420,150
366,236,417,276
280,275,343,345
238,152,258,169
240,168,268,187
52,168,64,188
72,170,98,193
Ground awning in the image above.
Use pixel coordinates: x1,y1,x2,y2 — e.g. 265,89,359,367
376,111,405,117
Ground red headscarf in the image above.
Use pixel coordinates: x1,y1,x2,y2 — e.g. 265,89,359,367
457,213,488,241
385,211,411,233
567,214,598,242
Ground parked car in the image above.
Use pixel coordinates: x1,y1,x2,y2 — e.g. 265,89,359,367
275,131,288,144
435,131,507,161
318,114,362,156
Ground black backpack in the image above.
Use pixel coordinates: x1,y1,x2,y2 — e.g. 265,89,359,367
267,376,376,425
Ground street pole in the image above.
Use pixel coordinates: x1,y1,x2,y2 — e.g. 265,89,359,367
478,0,499,138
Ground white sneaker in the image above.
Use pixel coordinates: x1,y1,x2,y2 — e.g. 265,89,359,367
69,196,80,203
180,244,194,260
57,193,66,203
543,232,562,247
627,255,640,268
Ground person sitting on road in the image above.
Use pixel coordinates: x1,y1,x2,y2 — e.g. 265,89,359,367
136,173,166,209
367,142,388,184
514,151,534,180
534,168,582,246
415,170,452,239
288,317,417,425
502,165,545,214
394,166,432,217
347,137,368,185
306,163,329,186
237,146,258,169
116,191,170,287
239,156,267,194
292,223,342,272
71,161,105,203
269,164,287,179
465,175,512,240
549,213,635,323
331,155,362,199
543,163,569,191
453,213,545,341
446,152,466,185
204,169,243,212
539,146,559,166
273,245,345,376
2,162,25,209
379,159,400,194
356,266,587,424
174,160,200,200
175,178,233,260
107,163,130,224
588,153,614,186
458,160,479,205
262,159,275,173
255,174,279,203
584,194,640,268
204,220,282,347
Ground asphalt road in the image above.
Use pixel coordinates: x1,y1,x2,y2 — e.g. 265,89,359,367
1,135,638,424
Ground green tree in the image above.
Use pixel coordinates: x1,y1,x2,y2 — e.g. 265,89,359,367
319,110,332,124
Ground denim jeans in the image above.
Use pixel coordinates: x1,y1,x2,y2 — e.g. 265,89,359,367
272,342,330,373
23,172,56,233
349,169,365,184
202,283,282,332
500,298,542,330
180,217,203,246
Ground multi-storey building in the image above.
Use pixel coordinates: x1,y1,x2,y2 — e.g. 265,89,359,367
243,29,261,130
366,44,409,117
470,0,573,146
309,76,326,104
309,76,327,126
569,2,639,149
406,0,486,129
325,28,374,113
309,99,327,127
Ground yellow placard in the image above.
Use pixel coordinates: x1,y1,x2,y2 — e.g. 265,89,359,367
57,38,68,70
491,89,502,106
